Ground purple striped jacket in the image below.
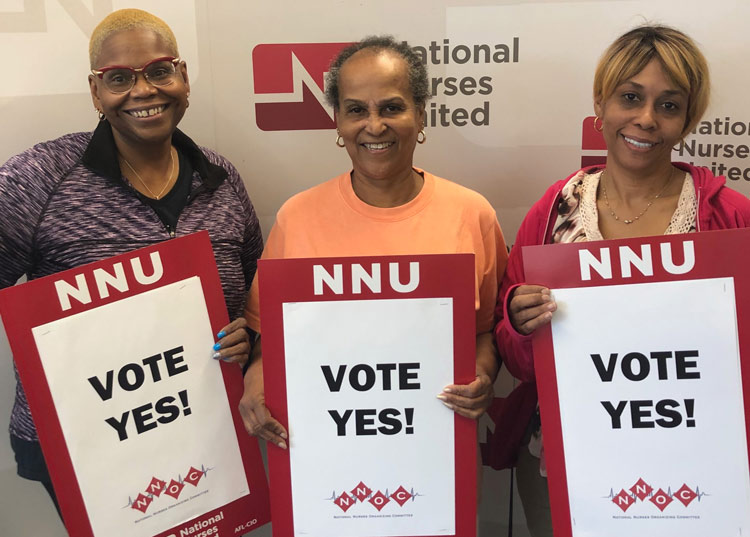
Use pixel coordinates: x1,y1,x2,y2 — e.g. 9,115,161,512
0,121,263,442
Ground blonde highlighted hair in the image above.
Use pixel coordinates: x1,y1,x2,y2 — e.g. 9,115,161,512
593,25,709,135
89,9,178,68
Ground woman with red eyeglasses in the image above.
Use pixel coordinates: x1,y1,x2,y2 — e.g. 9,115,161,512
0,9,261,514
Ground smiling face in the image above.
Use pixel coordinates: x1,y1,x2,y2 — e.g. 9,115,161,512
335,49,424,185
89,28,189,151
595,58,688,176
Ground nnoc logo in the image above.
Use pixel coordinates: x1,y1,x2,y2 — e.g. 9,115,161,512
252,43,352,131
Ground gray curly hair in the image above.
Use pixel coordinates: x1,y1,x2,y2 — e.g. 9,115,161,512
325,35,430,110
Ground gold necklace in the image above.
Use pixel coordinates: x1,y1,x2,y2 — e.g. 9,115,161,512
120,148,175,200
601,167,674,225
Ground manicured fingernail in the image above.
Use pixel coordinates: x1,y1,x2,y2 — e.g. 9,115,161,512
441,401,455,410
212,352,222,360
213,342,221,351
443,387,453,394
436,394,447,401
221,356,232,362
280,432,288,439
217,330,226,338
278,441,287,450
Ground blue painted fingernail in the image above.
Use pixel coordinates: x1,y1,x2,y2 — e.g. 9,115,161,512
213,343,221,351
212,352,222,360
217,330,226,338
221,356,232,362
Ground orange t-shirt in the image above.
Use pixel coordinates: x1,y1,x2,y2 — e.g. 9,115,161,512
245,170,507,333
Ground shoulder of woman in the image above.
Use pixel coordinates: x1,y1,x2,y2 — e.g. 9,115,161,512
512,172,580,247
687,164,750,212
427,171,494,208
708,180,750,218
525,174,575,217
1,131,91,188
275,174,341,220
195,145,238,175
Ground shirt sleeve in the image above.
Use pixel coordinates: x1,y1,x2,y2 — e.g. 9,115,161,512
244,216,287,333
0,147,52,289
476,215,508,333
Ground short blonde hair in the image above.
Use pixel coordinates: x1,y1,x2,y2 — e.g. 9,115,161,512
593,25,709,135
89,9,178,68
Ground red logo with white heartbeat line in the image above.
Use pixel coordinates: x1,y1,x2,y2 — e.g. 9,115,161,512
609,477,706,513
128,465,212,514
252,43,352,131
330,481,420,512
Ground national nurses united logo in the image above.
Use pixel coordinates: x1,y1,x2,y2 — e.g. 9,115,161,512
252,43,352,131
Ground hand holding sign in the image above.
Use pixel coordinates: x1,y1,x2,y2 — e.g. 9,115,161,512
240,340,288,449
509,284,557,335
439,372,493,419
439,333,499,419
212,317,252,365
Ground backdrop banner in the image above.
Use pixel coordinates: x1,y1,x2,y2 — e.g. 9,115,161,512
0,232,270,537
524,229,750,537
258,254,477,537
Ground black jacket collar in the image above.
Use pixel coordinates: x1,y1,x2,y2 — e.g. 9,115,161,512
81,120,226,188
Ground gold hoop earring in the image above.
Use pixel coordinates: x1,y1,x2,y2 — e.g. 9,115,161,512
417,129,426,144
593,116,603,132
96,109,105,121
335,132,345,148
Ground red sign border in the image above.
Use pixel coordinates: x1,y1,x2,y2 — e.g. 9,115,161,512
523,228,750,537
0,231,270,537
259,253,478,537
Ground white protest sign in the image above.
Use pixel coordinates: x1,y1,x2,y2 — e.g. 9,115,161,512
523,231,750,537
0,233,271,537
284,297,455,537
33,277,248,537
551,278,750,536
259,254,478,537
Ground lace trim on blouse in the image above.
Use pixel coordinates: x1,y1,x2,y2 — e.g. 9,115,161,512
552,170,696,244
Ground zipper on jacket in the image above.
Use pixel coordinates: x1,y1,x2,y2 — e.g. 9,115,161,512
167,188,203,239
169,187,204,238
136,178,206,239
695,188,702,232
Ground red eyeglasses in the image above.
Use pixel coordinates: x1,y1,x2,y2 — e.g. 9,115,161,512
91,57,181,94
